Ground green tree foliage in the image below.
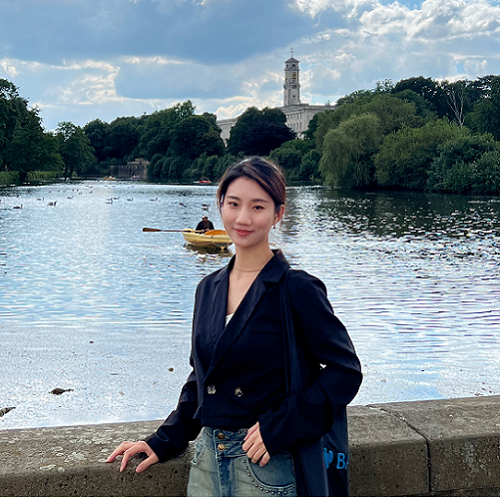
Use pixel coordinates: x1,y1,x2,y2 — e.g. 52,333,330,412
171,114,224,160
137,108,180,159
56,122,96,179
471,150,500,194
392,76,449,119
315,93,423,151
427,134,499,193
83,119,109,163
227,107,295,156
465,76,500,141
320,113,382,188
269,138,317,181
374,119,468,190
1,79,64,182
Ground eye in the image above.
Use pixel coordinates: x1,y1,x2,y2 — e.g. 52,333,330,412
254,205,265,210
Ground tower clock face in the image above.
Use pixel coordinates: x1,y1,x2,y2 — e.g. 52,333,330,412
291,72,297,79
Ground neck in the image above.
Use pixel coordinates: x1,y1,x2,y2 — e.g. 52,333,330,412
233,245,274,273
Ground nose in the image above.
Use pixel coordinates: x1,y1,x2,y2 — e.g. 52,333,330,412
235,206,251,225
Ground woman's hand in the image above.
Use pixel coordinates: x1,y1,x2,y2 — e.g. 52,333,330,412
243,422,270,467
106,440,159,473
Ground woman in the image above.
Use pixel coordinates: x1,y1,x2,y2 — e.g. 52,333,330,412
107,157,362,496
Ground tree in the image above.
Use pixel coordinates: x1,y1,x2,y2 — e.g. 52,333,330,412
320,113,382,188
299,149,322,182
374,119,468,190
315,93,422,151
138,108,180,159
5,108,58,179
270,148,303,180
392,76,448,118
471,150,500,194
269,138,316,181
57,122,96,178
427,133,498,193
1,79,64,181
106,116,141,162
227,107,295,156
466,76,500,141
84,119,109,163
171,114,224,160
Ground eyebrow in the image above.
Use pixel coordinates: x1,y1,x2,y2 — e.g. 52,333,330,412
226,195,272,204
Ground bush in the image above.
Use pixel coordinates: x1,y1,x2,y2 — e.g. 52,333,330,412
374,119,467,190
471,150,500,194
26,171,60,182
0,171,19,186
427,133,498,193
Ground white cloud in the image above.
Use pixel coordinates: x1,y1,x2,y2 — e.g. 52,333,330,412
2,0,500,130
291,0,379,17
0,59,19,78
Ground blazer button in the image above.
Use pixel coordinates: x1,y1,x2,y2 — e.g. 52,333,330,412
234,387,244,397
207,385,216,395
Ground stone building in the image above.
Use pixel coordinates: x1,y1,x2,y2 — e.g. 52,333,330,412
110,158,149,180
218,53,334,142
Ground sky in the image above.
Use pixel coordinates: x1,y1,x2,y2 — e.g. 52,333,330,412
1,0,500,131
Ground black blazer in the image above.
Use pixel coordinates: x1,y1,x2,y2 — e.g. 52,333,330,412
145,250,362,461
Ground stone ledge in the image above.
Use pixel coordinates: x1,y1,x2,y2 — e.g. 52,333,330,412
371,396,500,495
1,396,499,496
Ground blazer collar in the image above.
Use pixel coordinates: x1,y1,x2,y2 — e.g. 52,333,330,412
214,248,290,285
206,249,290,375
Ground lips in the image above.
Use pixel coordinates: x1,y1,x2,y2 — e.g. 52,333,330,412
234,229,253,237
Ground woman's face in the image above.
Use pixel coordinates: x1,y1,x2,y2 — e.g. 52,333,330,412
221,177,283,251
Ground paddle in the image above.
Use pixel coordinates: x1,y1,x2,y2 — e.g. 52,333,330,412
143,227,203,233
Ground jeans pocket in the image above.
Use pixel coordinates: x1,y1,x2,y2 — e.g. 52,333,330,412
246,451,296,491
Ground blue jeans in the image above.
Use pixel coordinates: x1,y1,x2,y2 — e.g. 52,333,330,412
187,427,297,497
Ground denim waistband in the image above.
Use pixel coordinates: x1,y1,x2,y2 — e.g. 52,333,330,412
201,426,249,458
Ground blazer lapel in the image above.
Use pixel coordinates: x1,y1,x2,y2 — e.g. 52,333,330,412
206,274,267,375
205,250,289,376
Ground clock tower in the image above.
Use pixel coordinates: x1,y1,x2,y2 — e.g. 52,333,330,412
283,49,301,107
218,50,334,142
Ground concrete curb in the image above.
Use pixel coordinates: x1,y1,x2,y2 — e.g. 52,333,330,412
1,396,499,496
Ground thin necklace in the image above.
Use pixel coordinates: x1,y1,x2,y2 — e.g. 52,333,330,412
234,266,263,272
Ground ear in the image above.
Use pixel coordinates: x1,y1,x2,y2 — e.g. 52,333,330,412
274,204,285,224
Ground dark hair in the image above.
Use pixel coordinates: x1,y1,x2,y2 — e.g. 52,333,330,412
216,156,286,213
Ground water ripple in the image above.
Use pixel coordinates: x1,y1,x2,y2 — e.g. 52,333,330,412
1,182,499,429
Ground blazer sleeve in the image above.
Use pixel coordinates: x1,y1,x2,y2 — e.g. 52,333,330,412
259,270,362,457
143,363,201,462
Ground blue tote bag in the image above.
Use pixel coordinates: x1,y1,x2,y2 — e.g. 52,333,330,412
280,269,350,497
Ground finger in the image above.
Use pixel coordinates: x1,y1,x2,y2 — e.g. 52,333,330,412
136,452,159,473
106,442,132,462
248,443,267,463
119,444,142,472
259,452,270,467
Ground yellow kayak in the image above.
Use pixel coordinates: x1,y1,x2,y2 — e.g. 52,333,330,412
182,229,232,250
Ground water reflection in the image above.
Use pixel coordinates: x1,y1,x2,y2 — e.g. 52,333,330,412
1,181,499,430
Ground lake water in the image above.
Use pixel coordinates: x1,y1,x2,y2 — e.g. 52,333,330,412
1,180,499,430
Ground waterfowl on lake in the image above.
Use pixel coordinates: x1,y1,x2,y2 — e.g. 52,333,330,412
0,407,15,417
50,388,74,395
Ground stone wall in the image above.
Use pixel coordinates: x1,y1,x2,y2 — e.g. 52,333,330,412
110,158,149,180
1,396,499,496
